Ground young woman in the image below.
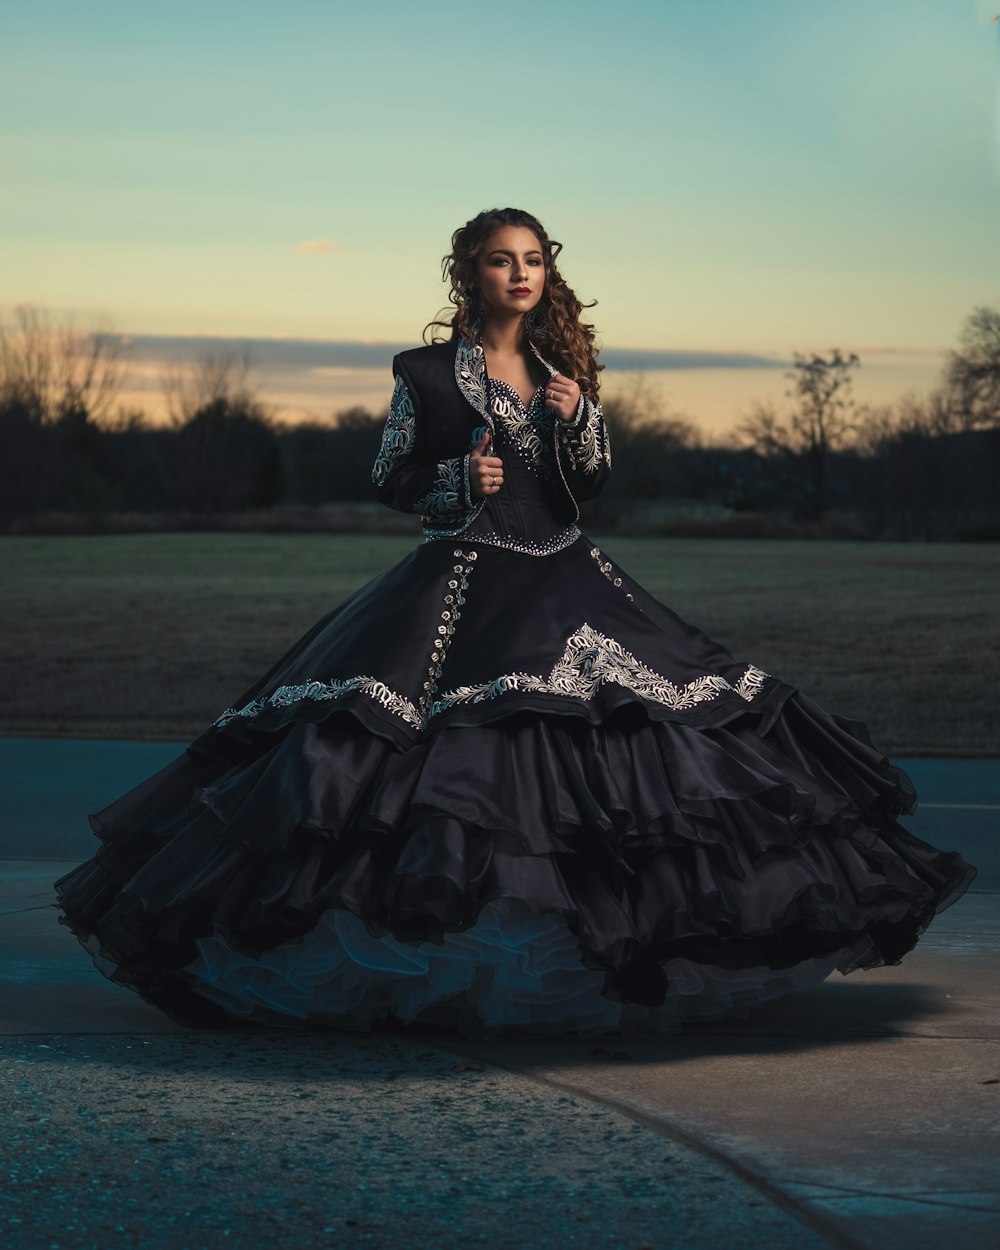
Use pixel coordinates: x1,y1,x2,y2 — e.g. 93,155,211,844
54,207,977,1040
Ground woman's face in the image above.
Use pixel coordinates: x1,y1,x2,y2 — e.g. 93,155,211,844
474,225,546,320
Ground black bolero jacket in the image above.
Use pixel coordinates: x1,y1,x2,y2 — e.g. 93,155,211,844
370,336,611,539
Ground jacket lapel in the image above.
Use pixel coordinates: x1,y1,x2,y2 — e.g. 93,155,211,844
527,338,560,377
454,337,490,424
455,336,559,411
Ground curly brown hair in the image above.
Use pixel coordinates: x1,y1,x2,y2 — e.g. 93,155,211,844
422,207,604,398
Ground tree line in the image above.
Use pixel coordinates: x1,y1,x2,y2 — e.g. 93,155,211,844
1,304,998,539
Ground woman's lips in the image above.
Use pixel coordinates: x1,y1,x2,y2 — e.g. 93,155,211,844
510,288,531,296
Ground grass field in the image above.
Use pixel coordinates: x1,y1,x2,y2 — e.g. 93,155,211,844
1,533,997,756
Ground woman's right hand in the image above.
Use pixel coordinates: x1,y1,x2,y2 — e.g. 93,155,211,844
469,428,504,498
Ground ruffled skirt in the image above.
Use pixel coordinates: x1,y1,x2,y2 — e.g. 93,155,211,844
53,534,978,1039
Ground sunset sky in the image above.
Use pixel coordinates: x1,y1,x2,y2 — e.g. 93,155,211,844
3,0,999,438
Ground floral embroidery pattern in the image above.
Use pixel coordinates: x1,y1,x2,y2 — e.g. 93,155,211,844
371,374,416,488
215,622,770,735
413,456,467,516
214,675,423,730
734,665,770,701
455,338,488,416
446,336,611,534
213,620,770,733
490,379,555,479
429,623,771,717
559,395,607,474
523,340,610,475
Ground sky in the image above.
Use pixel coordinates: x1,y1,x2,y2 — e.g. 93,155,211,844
2,0,999,438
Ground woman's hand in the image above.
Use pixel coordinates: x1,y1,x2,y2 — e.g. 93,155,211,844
469,428,504,497
545,372,582,422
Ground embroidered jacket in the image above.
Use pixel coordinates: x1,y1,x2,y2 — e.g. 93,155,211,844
371,336,611,539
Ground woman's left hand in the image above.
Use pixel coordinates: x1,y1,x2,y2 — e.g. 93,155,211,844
545,372,582,422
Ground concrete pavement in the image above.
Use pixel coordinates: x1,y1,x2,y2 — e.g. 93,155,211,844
1,739,997,1249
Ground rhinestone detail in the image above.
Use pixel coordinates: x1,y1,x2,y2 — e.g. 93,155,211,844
467,525,580,557
418,546,479,721
590,544,642,609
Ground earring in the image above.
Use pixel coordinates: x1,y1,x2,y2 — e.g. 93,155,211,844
523,304,549,337
467,296,484,341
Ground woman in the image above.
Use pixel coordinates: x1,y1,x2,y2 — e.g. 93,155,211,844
53,207,977,1040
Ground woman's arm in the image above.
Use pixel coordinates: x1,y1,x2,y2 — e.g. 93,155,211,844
555,390,612,502
371,356,473,516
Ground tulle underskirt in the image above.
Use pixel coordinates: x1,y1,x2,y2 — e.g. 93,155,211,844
177,893,853,1039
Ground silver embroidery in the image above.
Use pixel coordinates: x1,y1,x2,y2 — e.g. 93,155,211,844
525,339,610,474
413,455,465,516
423,519,472,540
563,397,600,473
462,336,610,479
734,664,770,701
455,338,489,416
214,552,481,732
489,379,554,479
213,619,770,732
372,374,416,487
375,339,608,537
214,676,423,730
430,623,771,717
558,395,606,474
440,337,611,536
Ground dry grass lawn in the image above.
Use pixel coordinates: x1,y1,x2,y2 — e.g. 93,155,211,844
1,532,997,756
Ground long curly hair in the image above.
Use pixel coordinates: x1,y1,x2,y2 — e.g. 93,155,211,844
422,207,604,398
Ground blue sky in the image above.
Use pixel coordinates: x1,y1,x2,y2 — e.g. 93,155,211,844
2,0,999,434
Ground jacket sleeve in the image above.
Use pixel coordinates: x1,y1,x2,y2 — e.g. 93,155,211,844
554,389,612,502
371,355,473,516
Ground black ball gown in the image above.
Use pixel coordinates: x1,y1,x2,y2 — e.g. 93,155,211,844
53,373,978,1040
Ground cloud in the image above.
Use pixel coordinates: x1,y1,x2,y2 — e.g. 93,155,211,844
94,335,946,434
294,240,350,255
600,348,788,372
113,335,798,375
121,335,412,371
846,345,945,358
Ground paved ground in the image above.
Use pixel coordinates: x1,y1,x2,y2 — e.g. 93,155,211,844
1,739,997,1250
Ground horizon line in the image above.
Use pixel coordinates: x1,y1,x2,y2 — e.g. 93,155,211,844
100,332,946,374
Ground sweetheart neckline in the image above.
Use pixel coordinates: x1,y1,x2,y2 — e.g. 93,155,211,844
489,376,547,413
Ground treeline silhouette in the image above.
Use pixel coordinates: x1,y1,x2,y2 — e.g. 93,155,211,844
2,305,998,539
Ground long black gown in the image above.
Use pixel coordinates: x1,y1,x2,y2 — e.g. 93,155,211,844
53,376,978,1039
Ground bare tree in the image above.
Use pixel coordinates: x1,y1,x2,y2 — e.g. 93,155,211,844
600,371,701,446
733,348,861,519
852,401,903,457
157,345,282,511
731,396,787,455
591,372,701,507
854,384,974,456
0,303,129,422
160,345,274,428
943,304,1000,429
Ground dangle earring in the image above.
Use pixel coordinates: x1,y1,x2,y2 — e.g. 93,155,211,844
523,303,549,338
467,295,484,344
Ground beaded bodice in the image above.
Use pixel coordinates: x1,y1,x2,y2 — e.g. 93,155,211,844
458,378,581,556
